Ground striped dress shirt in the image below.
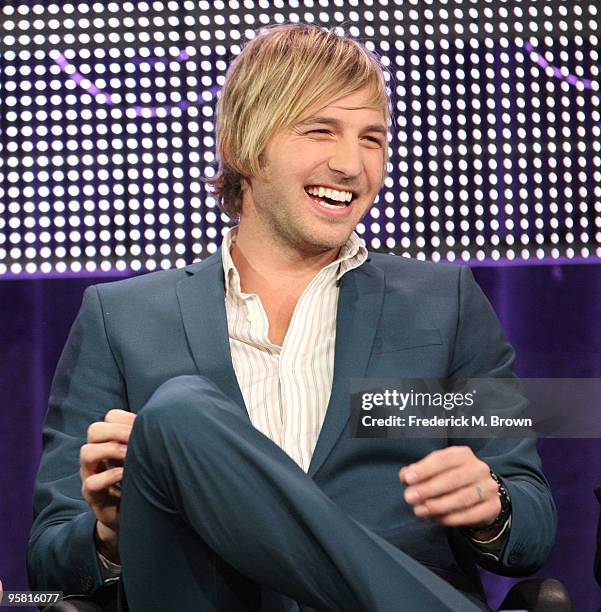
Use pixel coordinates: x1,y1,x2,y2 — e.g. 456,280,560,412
222,227,368,472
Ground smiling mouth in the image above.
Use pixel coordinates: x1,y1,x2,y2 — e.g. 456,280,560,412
304,186,354,208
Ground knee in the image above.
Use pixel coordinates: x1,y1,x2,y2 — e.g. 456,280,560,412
133,374,232,438
125,375,237,480
138,375,217,418
125,376,222,481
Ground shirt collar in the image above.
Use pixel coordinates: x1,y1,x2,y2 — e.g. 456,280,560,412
221,226,368,299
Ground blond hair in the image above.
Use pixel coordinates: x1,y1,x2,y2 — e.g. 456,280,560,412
209,23,390,219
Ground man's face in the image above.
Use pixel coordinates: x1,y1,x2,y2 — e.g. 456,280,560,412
240,87,387,257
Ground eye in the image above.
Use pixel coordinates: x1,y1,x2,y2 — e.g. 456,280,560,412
307,129,333,135
364,136,384,147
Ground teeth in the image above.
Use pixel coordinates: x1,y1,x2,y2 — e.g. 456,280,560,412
306,186,353,203
317,200,343,210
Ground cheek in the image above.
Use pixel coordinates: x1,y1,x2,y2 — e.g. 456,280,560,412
361,150,385,180
372,165,386,191
267,158,308,188
288,144,330,171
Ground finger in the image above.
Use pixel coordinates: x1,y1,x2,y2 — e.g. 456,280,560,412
107,484,122,499
80,442,127,477
403,461,491,505
82,466,124,496
399,446,478,485
87,421,133,444
105,409,136,425
412,479,499,518
432,497,502,528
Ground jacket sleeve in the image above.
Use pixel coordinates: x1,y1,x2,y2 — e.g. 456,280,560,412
28,285,128,595
450,266,556,576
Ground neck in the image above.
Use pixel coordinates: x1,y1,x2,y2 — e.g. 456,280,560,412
231,221,341,293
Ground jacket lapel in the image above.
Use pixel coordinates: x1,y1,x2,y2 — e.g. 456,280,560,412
308,259,385,477
175,250,248,416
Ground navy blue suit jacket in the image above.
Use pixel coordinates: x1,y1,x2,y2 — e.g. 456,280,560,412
28,250,556,602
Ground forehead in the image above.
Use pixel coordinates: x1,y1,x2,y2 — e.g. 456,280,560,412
297,89,387,125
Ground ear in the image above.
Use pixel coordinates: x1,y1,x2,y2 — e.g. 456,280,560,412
257,150,267,170
238,179,253,219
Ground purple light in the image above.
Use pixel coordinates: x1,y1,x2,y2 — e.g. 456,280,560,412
52,50,218,117
133,49,191,66
522,41,595,90
53,54,116,103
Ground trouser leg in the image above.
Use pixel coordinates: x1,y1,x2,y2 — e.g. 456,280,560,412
120,375,485,612
119,458,260,611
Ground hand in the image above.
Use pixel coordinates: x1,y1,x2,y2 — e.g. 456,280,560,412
80,409,136,562
399,446,501,533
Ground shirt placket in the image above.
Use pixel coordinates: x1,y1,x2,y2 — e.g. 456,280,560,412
278,270,331,472
244,294,284,447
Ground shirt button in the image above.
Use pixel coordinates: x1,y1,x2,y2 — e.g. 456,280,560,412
286,437,298,446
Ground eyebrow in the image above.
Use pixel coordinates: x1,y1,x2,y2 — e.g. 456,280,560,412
296,116,388,136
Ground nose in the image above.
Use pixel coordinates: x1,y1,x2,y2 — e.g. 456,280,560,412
327,137,363,179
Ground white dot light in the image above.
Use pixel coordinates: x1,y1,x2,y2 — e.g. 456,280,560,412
1,3,598,276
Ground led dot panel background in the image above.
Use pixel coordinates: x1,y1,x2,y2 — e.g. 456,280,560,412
1,1,600,276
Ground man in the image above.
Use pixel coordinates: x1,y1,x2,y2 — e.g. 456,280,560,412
29,24,555,611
